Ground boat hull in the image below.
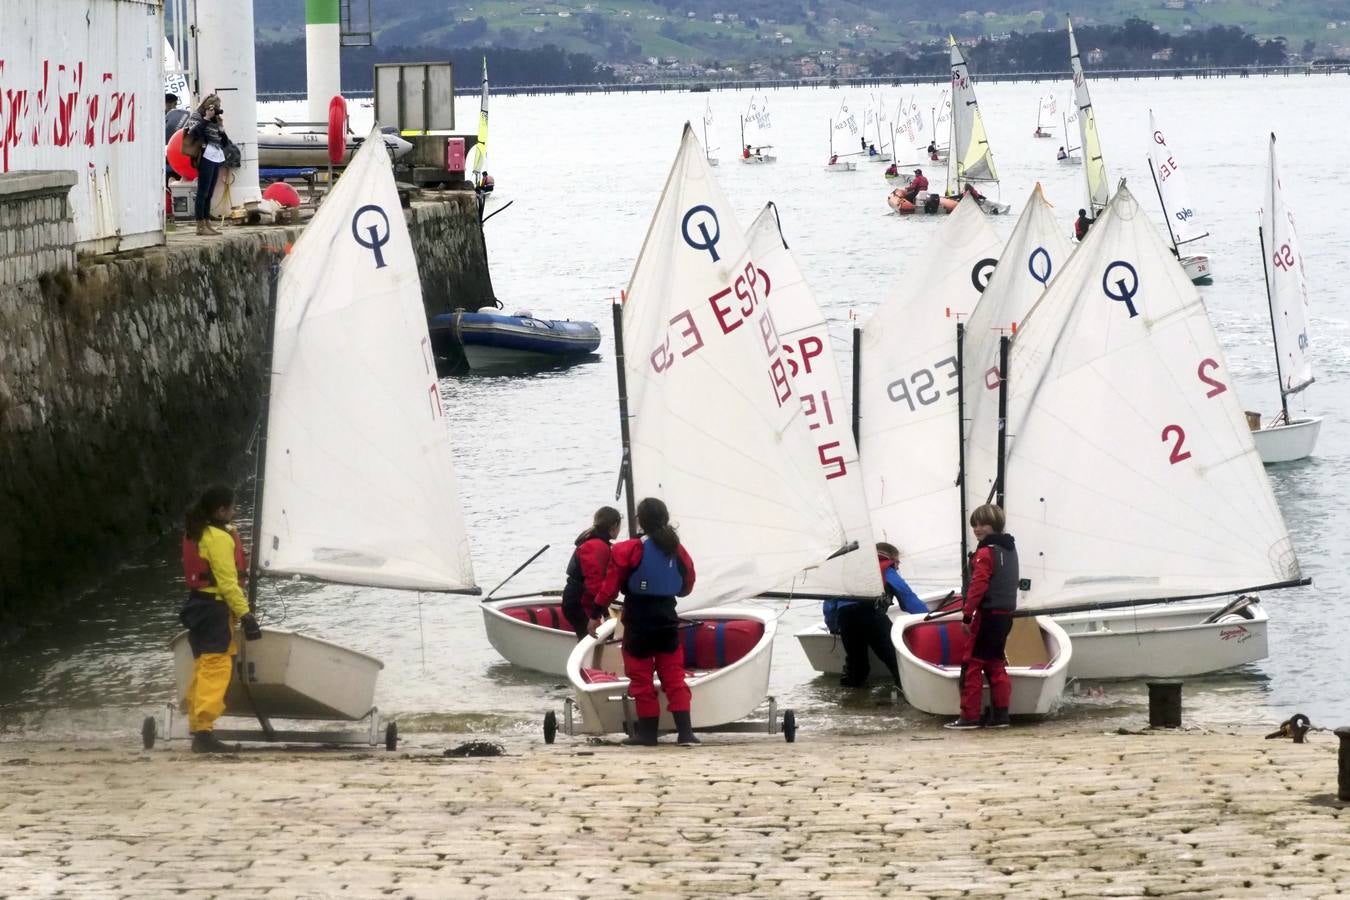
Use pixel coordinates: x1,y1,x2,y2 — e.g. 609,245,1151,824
739,155,777,164
481,596,577,676
893,614,1071,716
1181,255,1213,284
566,608,775,733
795,590,952,675
429,311,601,372
170,628,383,721
257,132,413,169
824,161,857,172
1052,599,1268,680
1253,416,1322,463
1057,156,1082,166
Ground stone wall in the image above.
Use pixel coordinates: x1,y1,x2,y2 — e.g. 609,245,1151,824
0,191,494,634
0,172,77,289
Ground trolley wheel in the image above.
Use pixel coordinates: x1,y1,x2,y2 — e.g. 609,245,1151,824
544,711,558,745
385,722,398,752
782,709,797,744
141,715,157,750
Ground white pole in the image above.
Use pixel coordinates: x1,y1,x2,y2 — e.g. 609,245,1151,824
195,0,261,204
306,0,343,123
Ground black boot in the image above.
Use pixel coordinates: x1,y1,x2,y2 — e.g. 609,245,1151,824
191,731,232,754
622,717,659,746
673,711,700,745
987,707,1011,728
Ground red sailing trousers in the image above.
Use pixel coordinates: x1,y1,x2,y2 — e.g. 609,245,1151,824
959,612,1013,721
623,648,691,718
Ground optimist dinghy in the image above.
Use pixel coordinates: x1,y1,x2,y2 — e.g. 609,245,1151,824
965,182,1305,681
164,134,480,747
480,594,576,676
1251,133,1323,464
557,125,855,742
1147,111,1213,284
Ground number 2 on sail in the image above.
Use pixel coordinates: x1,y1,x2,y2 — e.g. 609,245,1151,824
1197,358,1226,398
1161,424,1191,464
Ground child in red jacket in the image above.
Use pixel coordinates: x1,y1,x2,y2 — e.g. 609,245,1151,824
560,506,622,640
946,504,1018,730
594,497,697,746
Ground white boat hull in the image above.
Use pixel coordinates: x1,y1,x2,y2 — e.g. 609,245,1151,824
893,614,1071,716
795,590,952,675
170,628,383,721
566,608,774,733
481,596,577,676
1052,599,1268,680
1253,416,1322,463
824,161,857,173
707,158,719,167
868,154,893,163
1058,156,1082,166
1181,254,1212,284
739,155,777,165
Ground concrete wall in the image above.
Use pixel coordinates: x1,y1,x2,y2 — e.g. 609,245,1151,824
0,190,494,634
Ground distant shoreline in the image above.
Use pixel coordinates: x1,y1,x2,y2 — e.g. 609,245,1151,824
257,62,1348,101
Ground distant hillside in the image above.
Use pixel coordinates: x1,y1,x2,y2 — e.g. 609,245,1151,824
252,1,1346,64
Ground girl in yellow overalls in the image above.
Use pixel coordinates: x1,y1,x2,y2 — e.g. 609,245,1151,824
180,485,261,752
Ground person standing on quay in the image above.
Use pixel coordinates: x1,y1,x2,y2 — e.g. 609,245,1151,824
594,497,698,746
947,504,1017,730
180,485,262,752
187,94,229,236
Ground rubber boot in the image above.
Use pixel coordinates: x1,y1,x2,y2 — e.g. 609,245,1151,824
987,707,1011,729
622,717,659,746
673,711,700,745
191,731,232,753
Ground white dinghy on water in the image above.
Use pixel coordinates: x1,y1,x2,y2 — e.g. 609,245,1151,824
1253,133,1322,464
944,37,1011,216
1033,94,1057,139
562,126,854,742
859,191,1072,716
1068,18,1111,225
1147,110,1213,284
1057,94,1082,167
825,111,858,173
739,95,777,164
167,135,479,748
986,182,1305,681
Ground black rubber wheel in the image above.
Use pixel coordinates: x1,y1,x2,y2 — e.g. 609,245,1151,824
543,711,557,745
141,716,157,750
385,722,398,752
782,709,797,743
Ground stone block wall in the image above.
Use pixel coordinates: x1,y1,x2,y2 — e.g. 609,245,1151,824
0,172,77,289
0,194,494,634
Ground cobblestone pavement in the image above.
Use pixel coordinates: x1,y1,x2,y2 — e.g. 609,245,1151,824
0,726,1345,898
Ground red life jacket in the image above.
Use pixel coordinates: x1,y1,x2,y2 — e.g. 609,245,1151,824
182,526,248,592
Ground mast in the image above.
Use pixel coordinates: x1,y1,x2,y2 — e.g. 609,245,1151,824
956,322,970,587
246,262,281,613
1257,223,1290,422
740,115,745,152
851,326,862,449
994,334,1009,508
612,299,638,536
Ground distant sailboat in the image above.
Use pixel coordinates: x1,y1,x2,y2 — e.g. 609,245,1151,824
1057,94,1082,166
471,56,491,190
1147,110,1213,284
944,38,1010,215
1033,95,1056,138
739,95,777,164
1068,18,1109,220
702,99,719,167
1252,132,1322,463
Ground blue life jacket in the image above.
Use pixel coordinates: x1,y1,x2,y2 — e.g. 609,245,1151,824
625,539,684,597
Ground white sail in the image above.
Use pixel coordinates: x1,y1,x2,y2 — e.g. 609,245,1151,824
163,39,193,110
746,95,773,141
622,125,848,610
1068,19,1110,215
1262,133,1314,397
471,57,489,185
962,184,1073,516
260,134,477,593
834,95,859,138
746,205,882,600
1037,95,1058,131
1003,184,1300,609
1148,110,1208,249
947,37,999,193
858,199,1003,593
1062,91,1080,154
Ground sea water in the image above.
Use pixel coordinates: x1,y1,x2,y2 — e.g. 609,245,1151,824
1,75,1346,740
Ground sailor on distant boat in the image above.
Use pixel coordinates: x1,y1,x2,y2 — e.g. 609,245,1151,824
477,170,495,194
560,506,621,640
947,504,1018,730
594,498,698,746
829,153,839,166
928,140,939,161
1057,146,1068,161
867,142,879,157
1074,208,1092,241
885,162,899,177
903,168,929,203
179,485,262,753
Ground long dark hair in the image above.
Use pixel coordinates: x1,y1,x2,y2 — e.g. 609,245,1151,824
185,485,234,542
636,497,679,555
576,505,621,544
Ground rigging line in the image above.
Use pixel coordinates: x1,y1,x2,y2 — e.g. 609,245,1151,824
417,591,426,675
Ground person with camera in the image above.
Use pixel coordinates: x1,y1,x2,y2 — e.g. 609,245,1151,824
180,485,262,753
186,94,229,236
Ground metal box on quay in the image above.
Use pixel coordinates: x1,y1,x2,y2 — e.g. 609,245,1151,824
0,0,165,253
